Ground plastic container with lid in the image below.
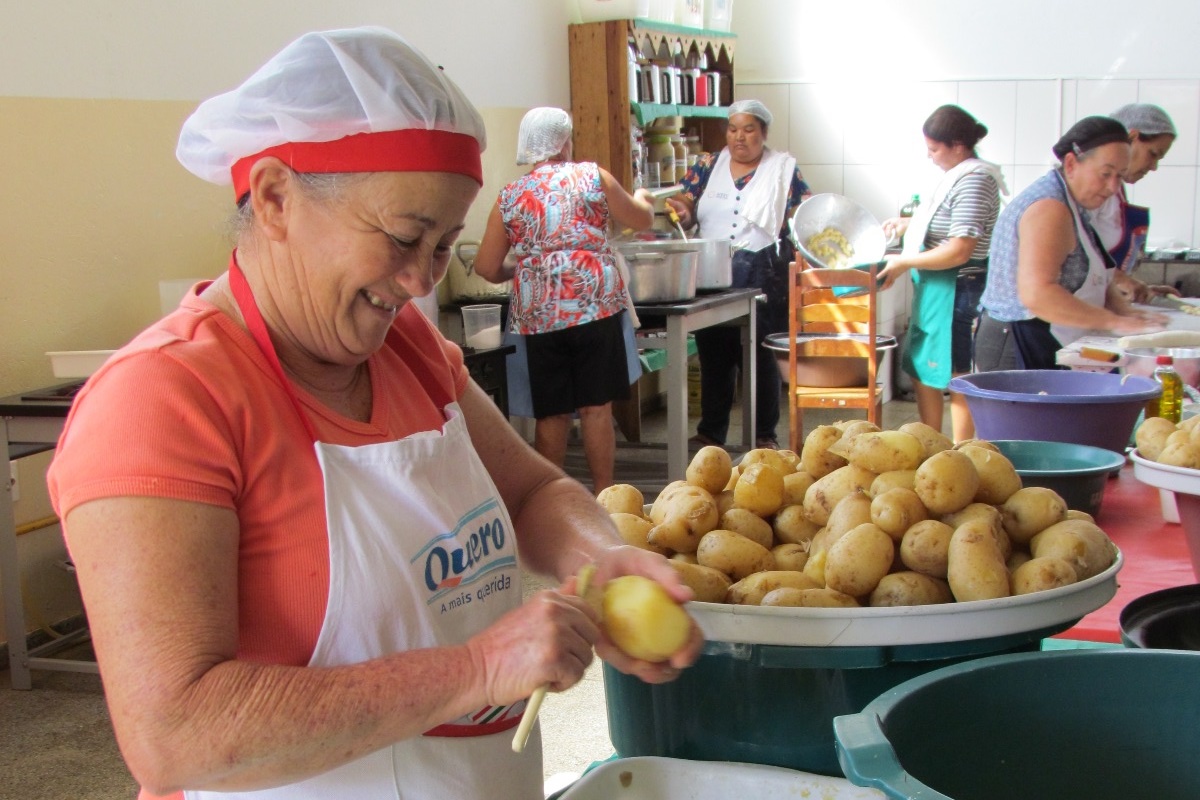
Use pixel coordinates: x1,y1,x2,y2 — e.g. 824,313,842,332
575,0,651,22
670,134,688,182
646,134,674,189
705,0,733,30
675,0,704,28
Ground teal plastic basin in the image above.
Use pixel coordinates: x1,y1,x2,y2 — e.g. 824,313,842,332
992,439,1126,517
834,649,1200,799
602,625,1066,777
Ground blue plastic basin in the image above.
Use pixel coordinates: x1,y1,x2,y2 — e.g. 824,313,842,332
949,370,1160,455
835,649,1200,799
991,439,1126,517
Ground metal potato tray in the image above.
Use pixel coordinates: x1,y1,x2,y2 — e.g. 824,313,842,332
684,552,1122,647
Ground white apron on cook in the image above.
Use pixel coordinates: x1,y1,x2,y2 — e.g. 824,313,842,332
697,148,783,254
1049,170,1112,348
186,264,539,800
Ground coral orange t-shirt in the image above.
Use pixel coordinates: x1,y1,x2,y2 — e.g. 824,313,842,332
49,287,469,671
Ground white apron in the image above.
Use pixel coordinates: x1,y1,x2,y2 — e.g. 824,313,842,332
186,263,541,800
1049,171,1112,347
696,147,792,253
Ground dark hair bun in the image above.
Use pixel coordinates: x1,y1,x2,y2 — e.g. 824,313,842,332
1052,116,1129,160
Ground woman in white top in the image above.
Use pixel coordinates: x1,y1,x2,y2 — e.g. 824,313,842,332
666,100,811,449
878,105,1005,441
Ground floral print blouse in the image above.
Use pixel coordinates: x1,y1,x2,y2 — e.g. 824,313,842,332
499,161,626,335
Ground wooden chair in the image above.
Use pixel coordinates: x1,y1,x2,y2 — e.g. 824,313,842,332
786,258,883,453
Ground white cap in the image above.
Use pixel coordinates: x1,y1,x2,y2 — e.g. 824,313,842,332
1110,103,1177,138
728,99,773,128
176,26,487,199
516,107,572,165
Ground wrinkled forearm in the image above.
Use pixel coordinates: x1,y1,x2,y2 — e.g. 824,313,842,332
119,645,483,795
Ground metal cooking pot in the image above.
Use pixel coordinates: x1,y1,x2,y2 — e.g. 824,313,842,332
689,238,733,289
1121,347,1200,389
616,238,731,289
616,242,699,303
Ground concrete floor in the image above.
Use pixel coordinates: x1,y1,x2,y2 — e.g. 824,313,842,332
0,395,928,799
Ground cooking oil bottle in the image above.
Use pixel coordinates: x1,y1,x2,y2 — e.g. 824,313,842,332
900,194,920,218
1145,354,1183,423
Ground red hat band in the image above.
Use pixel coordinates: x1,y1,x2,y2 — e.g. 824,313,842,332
230,128,483,200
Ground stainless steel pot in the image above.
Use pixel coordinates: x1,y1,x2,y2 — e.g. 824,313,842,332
1121,347,1200,388
616,242,699,303
616,238,730,289
689,238,733,289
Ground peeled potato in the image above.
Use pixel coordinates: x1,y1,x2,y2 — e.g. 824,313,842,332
726,570,820,605
1135,416,1177,461
829,430,924,473
1010,556,1078,595
957,444,1022,506
761,586,859,608
597,484,645,516
772,542,810,572
647,518,702,554
686,446,733,495
898,421,953,459
1000,486,1068,546
696,529,776,580
824,522,895,598
803,464,877,526
733,462,786,517
869,571,953,607
669,560,732,603
870,469,917,496
772,504,821,545
610,512,669,555
899,519,954,579
825,490,874,539
838,420,881,438
800,425,848,479
741,447,791,476
781,471,816,507
946,521,1010,602
870,487,928,540
1029,519,1117,581
914,449,980,515
601,575,692,662
719,508,775,550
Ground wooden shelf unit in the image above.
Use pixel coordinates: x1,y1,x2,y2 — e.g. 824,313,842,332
568,19,737,189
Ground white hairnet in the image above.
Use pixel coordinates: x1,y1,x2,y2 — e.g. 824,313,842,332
1110,103,1177,138
728,99,773,128
516,107,573,165
176,26,487,198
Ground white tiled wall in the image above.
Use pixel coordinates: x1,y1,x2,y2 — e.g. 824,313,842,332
738,77,1200,249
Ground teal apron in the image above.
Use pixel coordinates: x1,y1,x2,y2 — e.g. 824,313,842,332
901,266,961,390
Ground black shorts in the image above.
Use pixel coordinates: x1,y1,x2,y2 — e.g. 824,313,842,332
525,312,632,419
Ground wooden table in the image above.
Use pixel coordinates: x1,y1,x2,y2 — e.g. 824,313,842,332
633,288,759,481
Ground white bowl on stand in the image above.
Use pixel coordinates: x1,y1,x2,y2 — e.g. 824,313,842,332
1131,449,1200,579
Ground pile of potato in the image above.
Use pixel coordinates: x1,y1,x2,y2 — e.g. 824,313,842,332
597,420,1118,609
1135,414,1200,468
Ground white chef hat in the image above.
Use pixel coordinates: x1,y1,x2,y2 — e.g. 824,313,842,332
176,26,487,201
728,99,773,129
1110,103,1177,138
516,107,573,165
